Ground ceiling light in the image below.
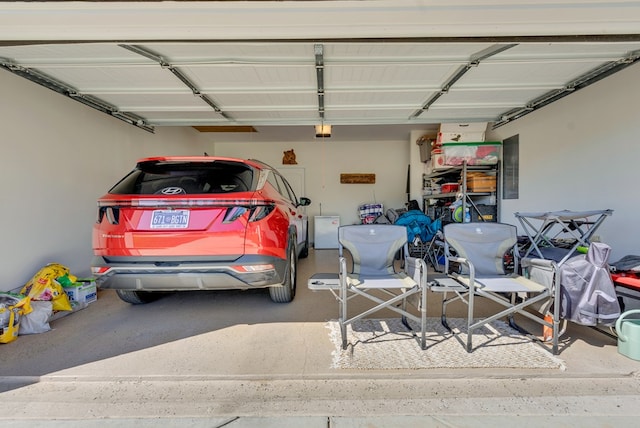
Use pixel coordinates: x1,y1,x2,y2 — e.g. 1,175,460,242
315,124,331,138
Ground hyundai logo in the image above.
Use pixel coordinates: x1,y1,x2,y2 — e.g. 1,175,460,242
160,187,186,195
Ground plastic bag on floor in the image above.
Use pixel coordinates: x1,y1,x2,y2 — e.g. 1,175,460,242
0,293,32,322
19,300,53,335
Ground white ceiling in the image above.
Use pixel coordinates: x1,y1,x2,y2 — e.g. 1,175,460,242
1,1,639,136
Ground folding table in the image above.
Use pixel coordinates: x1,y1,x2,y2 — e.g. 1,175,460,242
514,209,613,265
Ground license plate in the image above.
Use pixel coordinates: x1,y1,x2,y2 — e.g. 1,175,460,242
150,210,190,229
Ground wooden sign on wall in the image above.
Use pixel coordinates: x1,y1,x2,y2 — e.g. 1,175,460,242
340,173,376,184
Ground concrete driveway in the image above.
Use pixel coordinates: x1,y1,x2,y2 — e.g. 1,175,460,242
1,249,640,426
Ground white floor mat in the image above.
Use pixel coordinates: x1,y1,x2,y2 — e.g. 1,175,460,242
327,318,565,370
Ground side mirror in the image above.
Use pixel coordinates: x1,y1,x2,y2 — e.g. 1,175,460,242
298,197,311,207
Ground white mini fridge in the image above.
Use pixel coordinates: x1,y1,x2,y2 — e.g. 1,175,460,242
314,216,340,249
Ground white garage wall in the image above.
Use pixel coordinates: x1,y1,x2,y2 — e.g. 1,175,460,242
486,62,640,262
213,138,411,238
0,70,205,292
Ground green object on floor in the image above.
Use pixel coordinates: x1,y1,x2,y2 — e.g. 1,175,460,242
616,310,640,361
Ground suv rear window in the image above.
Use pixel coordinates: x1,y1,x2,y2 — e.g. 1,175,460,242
109,160,255,195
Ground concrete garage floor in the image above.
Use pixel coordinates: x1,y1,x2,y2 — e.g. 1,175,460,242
1,249,640,427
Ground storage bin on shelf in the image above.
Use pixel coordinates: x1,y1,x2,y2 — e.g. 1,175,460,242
358,203,384,224
440,183,460,193
431,149,447,170
470,204,498,222
423,180,440,196
437,122,487,145
466,171,497,192
443,141,501,166
437,131,486,144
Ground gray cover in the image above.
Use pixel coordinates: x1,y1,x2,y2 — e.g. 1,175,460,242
559,242,621,326
610,255,640,272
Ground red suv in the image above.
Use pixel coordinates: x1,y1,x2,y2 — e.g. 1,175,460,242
91,156,311,304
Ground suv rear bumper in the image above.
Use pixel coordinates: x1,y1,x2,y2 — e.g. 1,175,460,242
91,255,286,291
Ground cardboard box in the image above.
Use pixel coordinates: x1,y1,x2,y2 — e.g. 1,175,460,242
437,132,486,144
439,122,488,133
443,142,501,166
64,281,97,304
437,122,488,144
467,172,497,192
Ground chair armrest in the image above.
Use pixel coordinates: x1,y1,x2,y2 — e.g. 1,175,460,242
522,257,557,270
447,255,468,265
522,257,558,292
338,256,348,291
522,257,557,279
405,256,428,286
339,256,347,272
447,255,476,289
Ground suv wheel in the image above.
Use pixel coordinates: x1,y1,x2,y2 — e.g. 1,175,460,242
299,226,309,259
116,289,160,305
269,243,297,303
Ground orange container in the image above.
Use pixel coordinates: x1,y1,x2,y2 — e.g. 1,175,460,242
441,183,460,193
466,173,496,192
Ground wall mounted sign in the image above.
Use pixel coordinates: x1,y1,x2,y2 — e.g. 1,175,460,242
340,173,376,184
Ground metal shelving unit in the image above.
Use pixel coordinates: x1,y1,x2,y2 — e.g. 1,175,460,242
423,162,500,224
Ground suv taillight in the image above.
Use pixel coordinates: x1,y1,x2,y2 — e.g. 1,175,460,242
223,206,248,223
248,204,275,222
96,206,120,225
222,203,275,223
91,266,110,275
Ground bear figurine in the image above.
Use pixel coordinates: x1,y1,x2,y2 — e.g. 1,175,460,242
282,149,297,165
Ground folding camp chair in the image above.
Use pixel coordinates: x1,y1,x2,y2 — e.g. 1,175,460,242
431,222,561,354
333,224,429,350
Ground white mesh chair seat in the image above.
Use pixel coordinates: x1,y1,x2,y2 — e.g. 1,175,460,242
344,272,417,289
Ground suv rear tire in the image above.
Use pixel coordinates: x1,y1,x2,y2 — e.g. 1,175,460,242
269,243,297,303
299,227,309,259
116,289,160,305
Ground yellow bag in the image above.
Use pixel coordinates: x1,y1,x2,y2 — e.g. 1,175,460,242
21,264,73,312
14,294,32,315
45,263,78,285
0,307,20,343
0,294,30,344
